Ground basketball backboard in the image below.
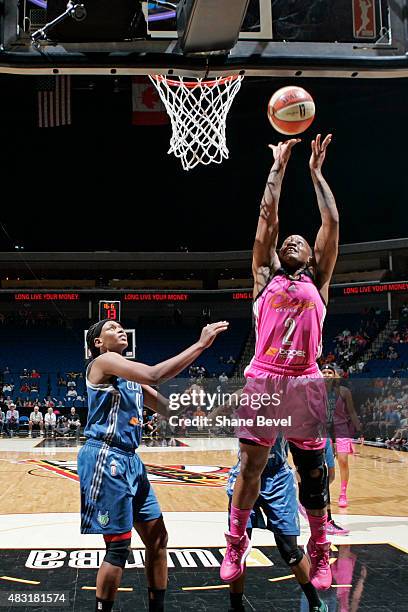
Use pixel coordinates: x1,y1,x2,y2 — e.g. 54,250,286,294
146,0,272,40
1,0,408,78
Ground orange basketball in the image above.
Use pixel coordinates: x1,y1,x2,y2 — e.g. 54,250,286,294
268,86,315,135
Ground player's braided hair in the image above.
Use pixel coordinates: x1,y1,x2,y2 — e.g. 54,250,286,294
86,319,111,359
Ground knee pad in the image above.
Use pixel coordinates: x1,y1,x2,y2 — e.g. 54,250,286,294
297,453,328,510
103,535,131,569
274,533,304,567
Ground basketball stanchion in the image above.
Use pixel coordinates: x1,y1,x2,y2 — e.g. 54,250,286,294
149,74,244,171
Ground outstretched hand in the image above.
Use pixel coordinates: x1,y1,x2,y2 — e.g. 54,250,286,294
268,138,301,166
199,321,229,349
309,133,332,173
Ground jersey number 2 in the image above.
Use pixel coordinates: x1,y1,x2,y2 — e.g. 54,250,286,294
282,317,296,345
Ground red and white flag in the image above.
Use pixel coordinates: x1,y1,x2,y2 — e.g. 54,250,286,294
132,76,168,126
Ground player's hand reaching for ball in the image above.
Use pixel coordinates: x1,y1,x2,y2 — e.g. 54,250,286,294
268,138,301,166
198,321,229,349
309,133,332,174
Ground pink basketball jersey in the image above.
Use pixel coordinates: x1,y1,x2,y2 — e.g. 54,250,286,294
247,272,326,376
334,389,350,427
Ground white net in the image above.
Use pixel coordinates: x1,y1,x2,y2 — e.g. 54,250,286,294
149,74,244,171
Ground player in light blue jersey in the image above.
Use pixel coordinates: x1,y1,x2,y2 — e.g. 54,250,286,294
79,317,228,612
226,435,327,612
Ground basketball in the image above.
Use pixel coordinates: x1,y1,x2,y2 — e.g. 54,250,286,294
268,86,315,135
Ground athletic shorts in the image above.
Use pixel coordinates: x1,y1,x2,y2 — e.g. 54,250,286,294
78,439,161,534
235,364,327,451
228,465,300,536
336,438,354,455
325,437,335,469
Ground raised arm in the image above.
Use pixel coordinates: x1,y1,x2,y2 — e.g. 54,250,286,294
310,134,339,303
91,321,229,386
252,139,300,299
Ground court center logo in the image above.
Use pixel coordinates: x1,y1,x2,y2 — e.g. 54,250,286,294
20,459,229,487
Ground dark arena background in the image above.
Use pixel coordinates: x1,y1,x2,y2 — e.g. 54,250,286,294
0,1,408,611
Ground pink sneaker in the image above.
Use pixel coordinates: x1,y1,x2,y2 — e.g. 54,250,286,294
220,532,252,582
338,494,348,508
298,503,308,519
326,519,350,536
306,539,332,590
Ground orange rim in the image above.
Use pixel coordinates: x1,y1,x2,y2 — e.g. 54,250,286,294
151,74,241,88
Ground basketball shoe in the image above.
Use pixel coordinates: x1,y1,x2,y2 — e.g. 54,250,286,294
338,493,348,508
306,539,332,590
326,519,349,536
220,532,251,582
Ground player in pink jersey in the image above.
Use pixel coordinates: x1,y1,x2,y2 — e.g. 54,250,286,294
220,134,339,598
322,364,361,509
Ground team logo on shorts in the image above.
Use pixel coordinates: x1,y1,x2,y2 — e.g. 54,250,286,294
97,510,110,528
110,461,117,477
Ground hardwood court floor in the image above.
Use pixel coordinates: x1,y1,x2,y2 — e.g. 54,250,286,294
0,442,406,516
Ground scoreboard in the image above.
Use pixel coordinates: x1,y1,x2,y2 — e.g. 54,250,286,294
99,300,121,321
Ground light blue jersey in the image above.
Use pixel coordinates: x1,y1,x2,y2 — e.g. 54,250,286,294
85,362,143,451
78,362,161,534
227,436,289,496
227,437,300,536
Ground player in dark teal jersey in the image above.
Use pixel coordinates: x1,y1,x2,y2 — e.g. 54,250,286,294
80,317,228,612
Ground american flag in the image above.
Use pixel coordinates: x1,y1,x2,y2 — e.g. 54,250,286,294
37,75,72,128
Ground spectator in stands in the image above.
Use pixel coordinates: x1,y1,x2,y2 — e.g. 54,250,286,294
387,346,399,360
227,355,236,365
197,365,206,379
20,369,29,379
30,369,40,379
29,406,43,437
57,375,67,388
2,382,13,394
379,406,401,439
15,397,23,408
20,382,30,394
156,413,168,438
68,407,81,437
387,408,408,446
66,387,78,402
143,409,154,436
145,413,158,437
56,414,70,437
44,407,56,437
0,406,5,436
193,405,206,432
219,372,229,384
67,371,80,380
6,403,19,437
30,383,39,395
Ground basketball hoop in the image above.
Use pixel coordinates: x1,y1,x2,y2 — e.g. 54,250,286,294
149,74,244,171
